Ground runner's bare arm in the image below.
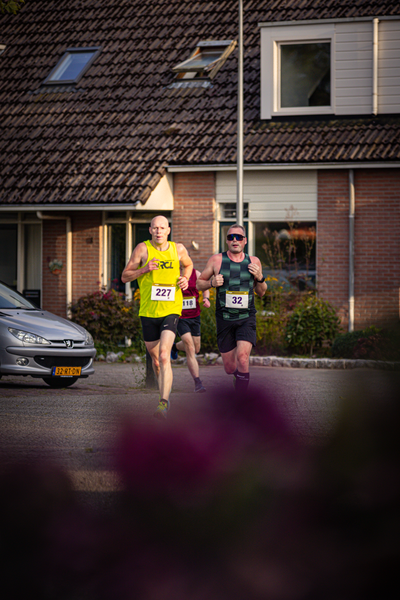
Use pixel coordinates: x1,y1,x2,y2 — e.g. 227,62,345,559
196,270,210,305
121,243,155,283
177,243,193,290
196,255,223,290
249,256,267,297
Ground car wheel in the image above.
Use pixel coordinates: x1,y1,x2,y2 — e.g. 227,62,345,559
42,377,79,388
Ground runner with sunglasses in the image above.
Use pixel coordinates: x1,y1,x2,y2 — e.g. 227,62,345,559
196,224,267,394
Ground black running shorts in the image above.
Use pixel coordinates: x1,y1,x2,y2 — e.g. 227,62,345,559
141,314,180,342
216,314,257,354
177,315,201,338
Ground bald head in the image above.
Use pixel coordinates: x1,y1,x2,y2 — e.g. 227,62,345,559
149,215,171,248
150,215,169,229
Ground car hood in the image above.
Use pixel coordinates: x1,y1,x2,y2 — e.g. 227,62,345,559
0,309,87,341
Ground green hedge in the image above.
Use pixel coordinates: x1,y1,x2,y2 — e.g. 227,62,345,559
332,326,400,361
70,289,142,352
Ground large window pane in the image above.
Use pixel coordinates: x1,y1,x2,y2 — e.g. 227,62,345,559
109,224,126,293
255,222,316,289
281,42,330,108
0,224,17,287
24,224,42,290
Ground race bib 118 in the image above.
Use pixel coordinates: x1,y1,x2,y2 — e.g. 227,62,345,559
182,296,196,310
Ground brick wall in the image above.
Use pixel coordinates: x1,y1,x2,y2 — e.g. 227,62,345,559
317,169,400,330
42,219,67,316
42,212,102,318
353,169,400,329
172,172,216,272
317,170,349,326
71,211,102,304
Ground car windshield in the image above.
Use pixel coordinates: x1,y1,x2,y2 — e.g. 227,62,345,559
0,282,37,309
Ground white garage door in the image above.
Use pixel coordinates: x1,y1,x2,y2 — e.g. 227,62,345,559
216,170,317,221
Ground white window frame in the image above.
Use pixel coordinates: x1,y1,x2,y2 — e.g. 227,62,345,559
261,24,336,119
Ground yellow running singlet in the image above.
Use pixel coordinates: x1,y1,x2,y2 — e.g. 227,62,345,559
138,240,183,318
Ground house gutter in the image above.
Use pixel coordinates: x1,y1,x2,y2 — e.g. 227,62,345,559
167,162,400,172
348,171,355,332
372,18,379,115
36,211,72,318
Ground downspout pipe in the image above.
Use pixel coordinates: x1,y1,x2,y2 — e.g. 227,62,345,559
348,170,355,332
36,211,72,318
372,18,379,115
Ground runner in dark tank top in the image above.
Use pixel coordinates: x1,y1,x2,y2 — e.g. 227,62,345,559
196,224,267,394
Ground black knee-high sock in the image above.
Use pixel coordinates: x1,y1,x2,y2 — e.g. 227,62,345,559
233,370,249,393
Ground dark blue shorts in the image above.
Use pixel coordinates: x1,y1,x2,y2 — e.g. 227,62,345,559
177,315,201,338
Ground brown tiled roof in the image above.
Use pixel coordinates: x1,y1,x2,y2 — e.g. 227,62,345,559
0,0,399,206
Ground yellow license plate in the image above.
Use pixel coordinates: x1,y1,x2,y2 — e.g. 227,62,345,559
52,366,82,376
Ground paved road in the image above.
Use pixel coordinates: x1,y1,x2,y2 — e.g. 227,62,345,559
1,361,398,508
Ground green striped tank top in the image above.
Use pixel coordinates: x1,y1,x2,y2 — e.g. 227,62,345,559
216,252,256,320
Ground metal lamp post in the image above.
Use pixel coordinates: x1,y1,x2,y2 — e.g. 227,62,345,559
236,0,244,227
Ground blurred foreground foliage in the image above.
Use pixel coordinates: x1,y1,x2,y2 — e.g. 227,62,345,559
1,380,399,599
0,0,24,14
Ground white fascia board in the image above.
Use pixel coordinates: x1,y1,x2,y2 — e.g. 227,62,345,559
0,203,140,212
258,16,400,28
167,162,400,172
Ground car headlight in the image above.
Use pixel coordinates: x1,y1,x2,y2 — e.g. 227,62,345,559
9,328,51,345
84,329,94,345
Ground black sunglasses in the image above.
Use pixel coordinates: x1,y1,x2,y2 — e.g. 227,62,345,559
227,233,245,241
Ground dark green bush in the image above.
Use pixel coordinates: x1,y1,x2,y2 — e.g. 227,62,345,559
199,290,217,353
332,326,400,361
70,289,142,351
254,277,304,355
285,294,340,356
331,328,376,359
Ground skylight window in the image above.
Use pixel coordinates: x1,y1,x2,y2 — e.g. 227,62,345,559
173,40,236,80
43,47,101,85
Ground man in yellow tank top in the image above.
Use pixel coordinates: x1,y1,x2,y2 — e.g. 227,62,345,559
122,215,193,419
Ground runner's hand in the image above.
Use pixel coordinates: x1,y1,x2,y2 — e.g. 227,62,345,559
212,274,224,288
177,276,189,290
146,258,159,272
248,262,262,281
203,298,211,308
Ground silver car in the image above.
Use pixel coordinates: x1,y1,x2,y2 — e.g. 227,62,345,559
0,281,96,388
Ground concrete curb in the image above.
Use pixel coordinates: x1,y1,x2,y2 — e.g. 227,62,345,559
184,354,399,370
100,352,400,371
248,356,400,370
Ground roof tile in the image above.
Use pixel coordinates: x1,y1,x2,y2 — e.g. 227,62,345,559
1,0,399,206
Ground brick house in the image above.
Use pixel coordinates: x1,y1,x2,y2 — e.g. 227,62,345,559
0,0,399,330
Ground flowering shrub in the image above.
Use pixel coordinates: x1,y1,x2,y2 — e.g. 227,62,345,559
70,289,141,350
